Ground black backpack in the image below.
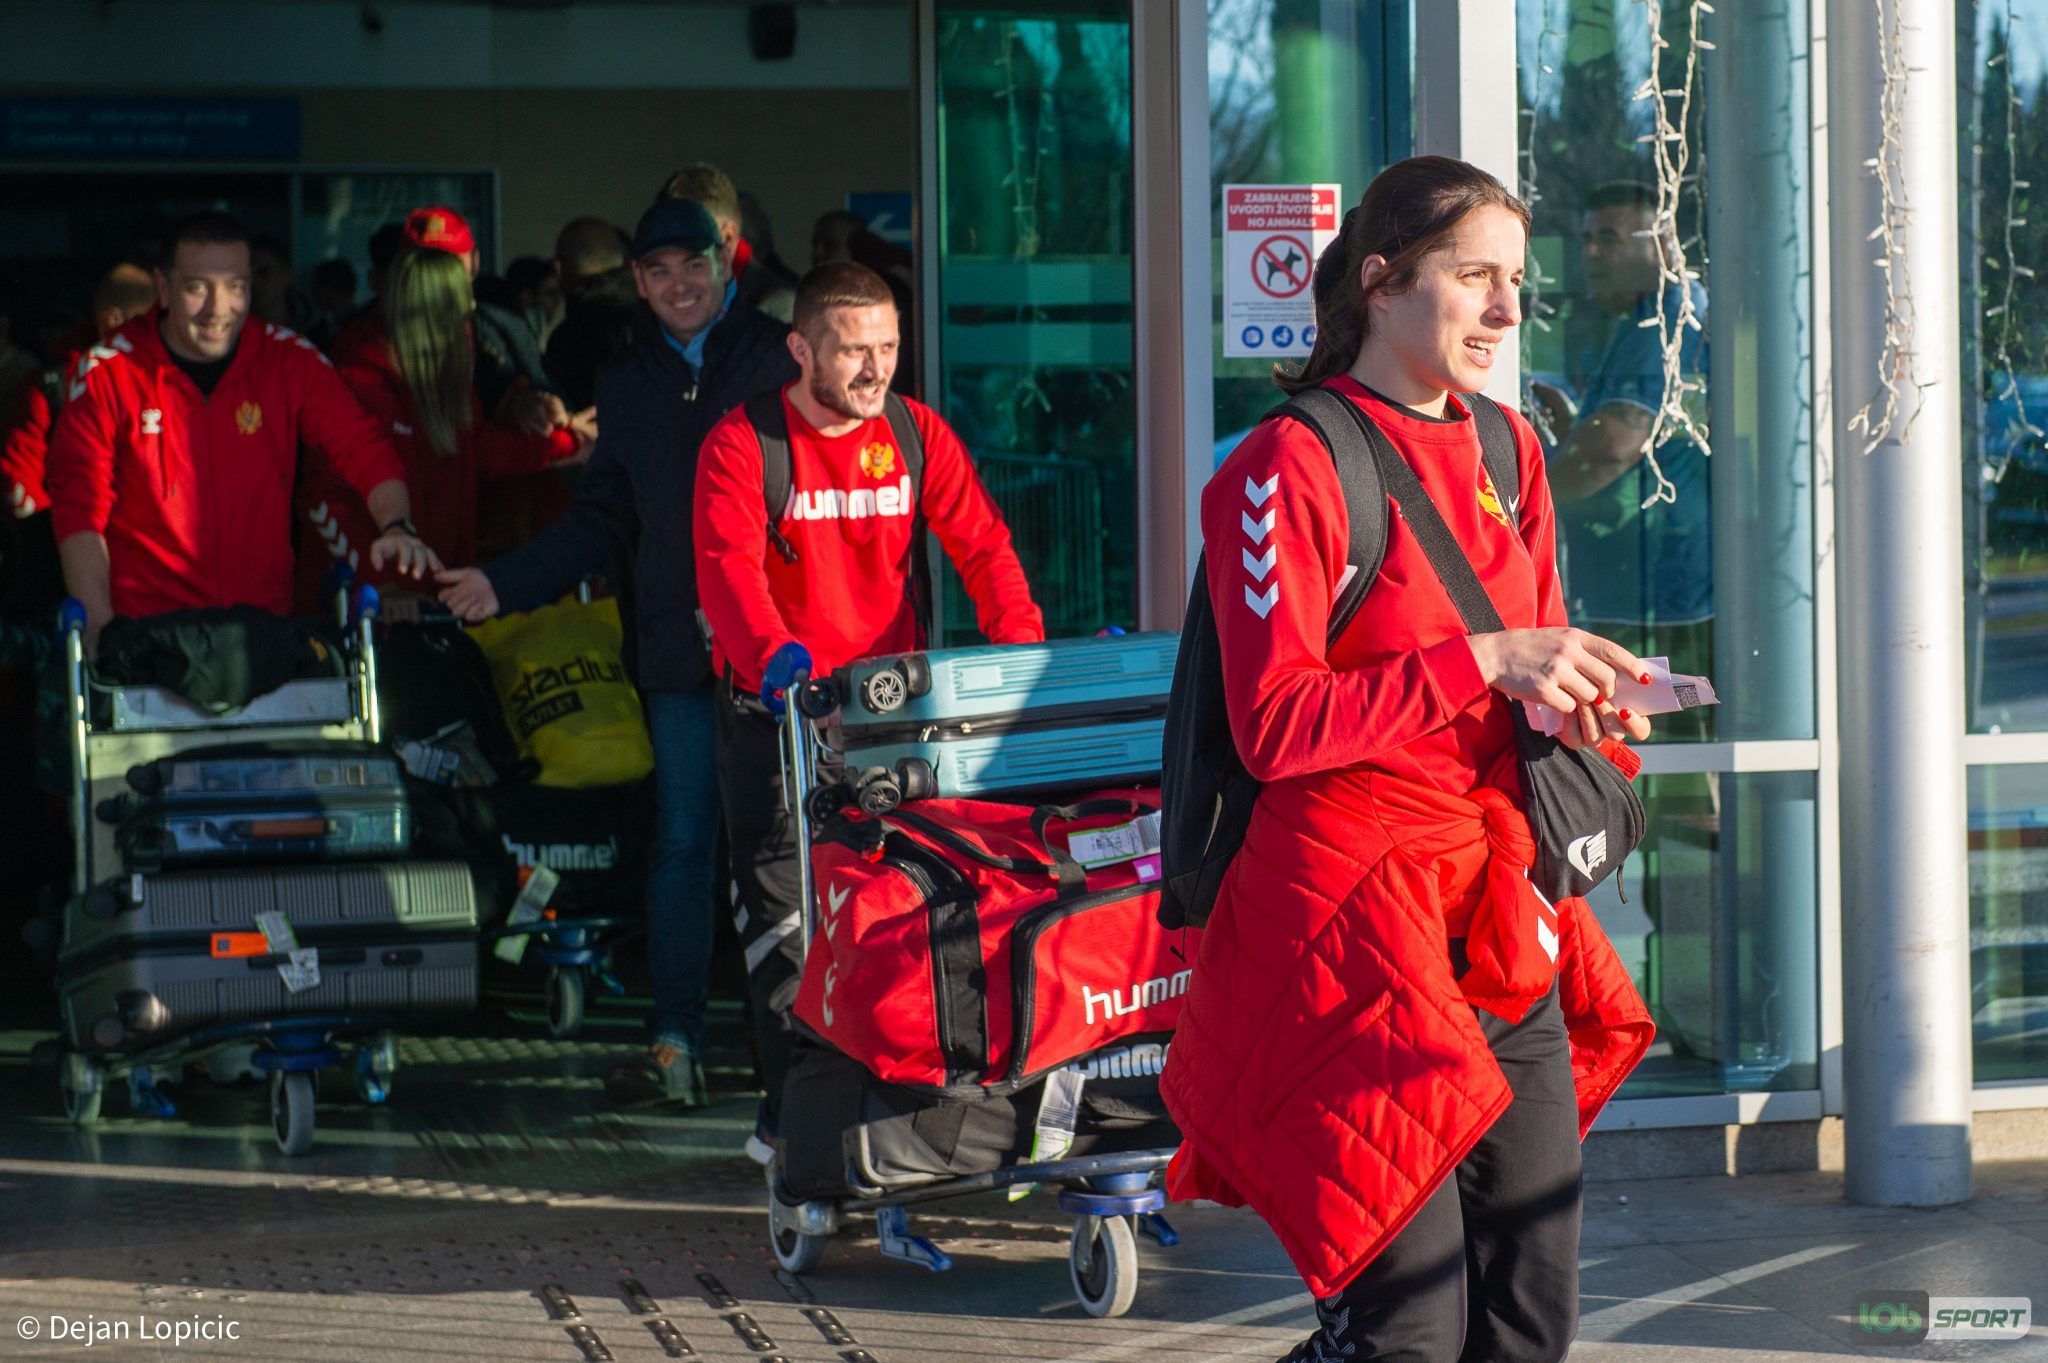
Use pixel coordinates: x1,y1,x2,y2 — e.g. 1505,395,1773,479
744,388,935,640
1158,387,1522,930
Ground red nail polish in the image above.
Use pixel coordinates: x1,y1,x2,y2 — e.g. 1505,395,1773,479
1618,709,1632,721
1638,672,1651,684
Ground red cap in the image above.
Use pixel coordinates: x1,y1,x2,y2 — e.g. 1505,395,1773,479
403,205,475,257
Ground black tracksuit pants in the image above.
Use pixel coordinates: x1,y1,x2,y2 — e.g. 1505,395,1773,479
714,679,813,1130
1281,974,1584,1363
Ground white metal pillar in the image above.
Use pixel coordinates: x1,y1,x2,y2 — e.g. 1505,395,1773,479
1825,0,1973,1206
1413,0,1522,404
1131,0,1213,619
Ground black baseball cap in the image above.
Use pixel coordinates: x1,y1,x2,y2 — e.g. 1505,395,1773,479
633,198,721,260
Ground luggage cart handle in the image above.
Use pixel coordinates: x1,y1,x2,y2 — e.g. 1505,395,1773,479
59,598,91,894
781,673,838,962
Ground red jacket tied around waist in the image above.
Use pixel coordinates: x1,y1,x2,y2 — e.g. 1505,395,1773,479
1157,382,1653,1299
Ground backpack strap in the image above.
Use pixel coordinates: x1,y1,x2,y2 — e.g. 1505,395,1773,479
881,392,934,644
746,389,800,565
1462,390,1522,521
1262,386,1388,647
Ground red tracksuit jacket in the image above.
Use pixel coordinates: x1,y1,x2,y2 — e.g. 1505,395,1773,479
1158,380,1653,1296
693,385,1044,693
292,321,574,609
46,311,405,618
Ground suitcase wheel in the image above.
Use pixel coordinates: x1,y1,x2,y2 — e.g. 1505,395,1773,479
547,966,587,1039
859,656,932,714
59,1052,103,1126
271,1070,317,1156
894,758,937,804
852,767,902,816
1069,1214,1139,1318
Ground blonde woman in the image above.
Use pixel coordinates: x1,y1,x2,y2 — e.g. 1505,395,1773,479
294,246,591,604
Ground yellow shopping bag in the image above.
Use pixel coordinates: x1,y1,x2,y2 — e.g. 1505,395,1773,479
466,597,655,788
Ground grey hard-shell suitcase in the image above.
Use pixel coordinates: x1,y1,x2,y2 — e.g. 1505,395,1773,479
101,742,412,872
56,861,478,1056
827,632,1177,810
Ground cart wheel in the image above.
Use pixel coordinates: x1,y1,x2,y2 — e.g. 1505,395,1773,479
1070,1215,1139,1318
547,966,587,1038
60,1052,103,1126
767,1170,833,1274
270,1070,317,1156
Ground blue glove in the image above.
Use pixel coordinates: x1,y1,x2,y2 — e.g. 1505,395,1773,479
761,640,813,715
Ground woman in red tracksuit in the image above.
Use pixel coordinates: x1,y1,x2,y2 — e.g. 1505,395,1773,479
294,246,589,607
1158,156,1657,1362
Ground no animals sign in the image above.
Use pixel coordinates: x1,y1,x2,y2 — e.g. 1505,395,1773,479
1223,184,1341,359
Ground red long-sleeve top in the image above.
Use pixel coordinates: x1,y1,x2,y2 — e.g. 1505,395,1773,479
292,324,573,605
694,386,1044,693
45,311,406,618
1208,377,1565,800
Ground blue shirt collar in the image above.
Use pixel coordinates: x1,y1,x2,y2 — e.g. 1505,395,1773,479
660,279,739,370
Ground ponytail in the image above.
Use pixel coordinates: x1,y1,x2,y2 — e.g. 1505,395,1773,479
1274,156,1530,396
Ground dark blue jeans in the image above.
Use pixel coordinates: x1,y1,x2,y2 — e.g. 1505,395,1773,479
641,687,722,1052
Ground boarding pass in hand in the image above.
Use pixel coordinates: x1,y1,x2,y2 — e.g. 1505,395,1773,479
1522,656,1719,737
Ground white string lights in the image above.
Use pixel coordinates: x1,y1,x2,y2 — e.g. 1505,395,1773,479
1630,0,1713,505
1516,3,1567,348
1845,0,1935,455
1984,0,2040,481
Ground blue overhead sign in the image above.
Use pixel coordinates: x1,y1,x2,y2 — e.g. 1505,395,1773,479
1,98,301,160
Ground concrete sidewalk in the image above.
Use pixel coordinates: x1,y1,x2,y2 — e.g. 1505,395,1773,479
0,1021,2043,1362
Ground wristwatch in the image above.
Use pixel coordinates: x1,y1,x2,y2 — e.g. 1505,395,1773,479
379,517,419,538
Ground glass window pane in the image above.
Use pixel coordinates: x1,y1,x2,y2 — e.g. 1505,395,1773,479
1969,765,2048,1081
1207,0,1413,464
931,1,1134,640
1518,0,1816,742
1963,6,2048,733
1595,771,1820,1097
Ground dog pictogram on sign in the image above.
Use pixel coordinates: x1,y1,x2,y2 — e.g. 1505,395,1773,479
1252,235,1312,298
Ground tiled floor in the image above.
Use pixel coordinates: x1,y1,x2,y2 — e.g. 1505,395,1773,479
0,999,2044,1362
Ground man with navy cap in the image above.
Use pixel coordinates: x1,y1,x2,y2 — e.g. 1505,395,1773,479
439,196,798,1108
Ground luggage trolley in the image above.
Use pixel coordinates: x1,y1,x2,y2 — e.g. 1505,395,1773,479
51,585,467,1155
766,673,1180,1318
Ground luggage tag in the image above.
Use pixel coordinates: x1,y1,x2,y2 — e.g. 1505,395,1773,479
278,948,321,993
256,911,321,992
493,865,562,964
1008,1067,1087,1201
1064,811,1164,882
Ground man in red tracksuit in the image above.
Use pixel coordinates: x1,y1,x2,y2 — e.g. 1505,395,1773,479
45,212,437,650
694,259,1043,1158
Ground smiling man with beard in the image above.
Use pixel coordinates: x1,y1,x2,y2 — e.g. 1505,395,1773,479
438,196,797,1110
693,260,1043,1162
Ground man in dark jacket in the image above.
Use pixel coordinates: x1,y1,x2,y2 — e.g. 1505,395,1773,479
438,197,798,1106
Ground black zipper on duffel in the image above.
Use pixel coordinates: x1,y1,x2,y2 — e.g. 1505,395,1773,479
838,696,1168,748
820,823,990,1086
1006,881,1166,1084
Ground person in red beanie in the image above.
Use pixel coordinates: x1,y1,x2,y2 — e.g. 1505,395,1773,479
333,205,561,438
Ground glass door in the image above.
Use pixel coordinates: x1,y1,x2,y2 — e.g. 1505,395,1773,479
921,0,1136,640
